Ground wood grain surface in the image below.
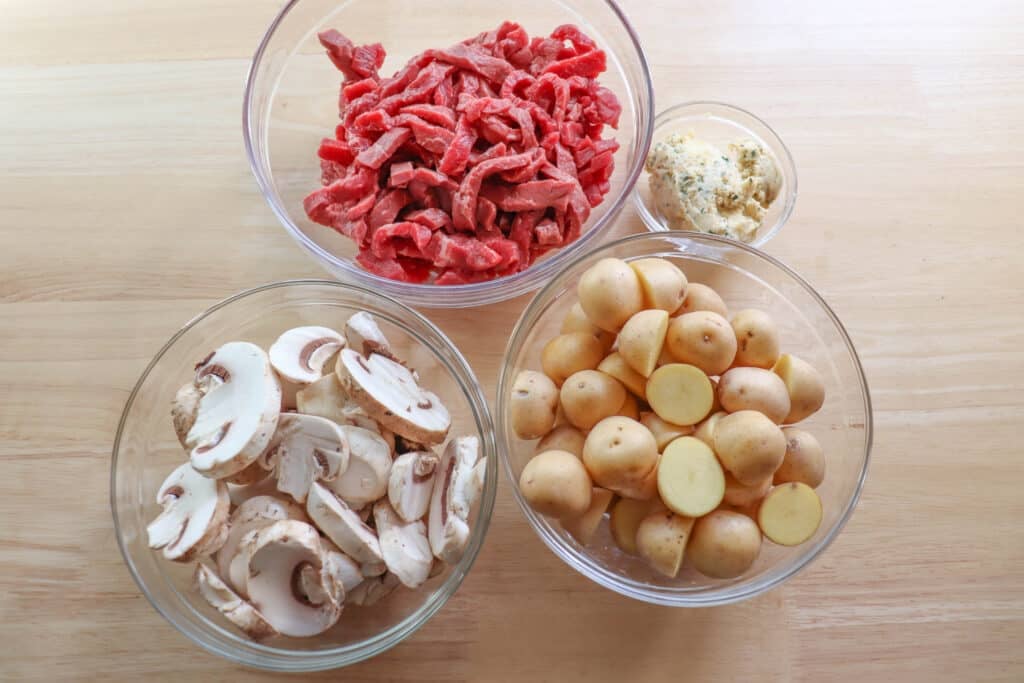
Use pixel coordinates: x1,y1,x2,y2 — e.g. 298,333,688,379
2,0,1022,680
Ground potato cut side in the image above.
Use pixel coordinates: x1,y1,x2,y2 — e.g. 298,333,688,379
610,497,664,555
630,257,688,313
657,436,725,517
598,352,648,399
758,482,823,546
773,354,826,423
561,487,615,545
646,363,714,426
636,510,694,578
618,309,669,378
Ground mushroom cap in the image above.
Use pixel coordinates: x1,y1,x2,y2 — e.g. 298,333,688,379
336,349,450,446
388,451,439,523
427,437,481,564
306,482,384,565
374,500,433,589
147,463,230,562
194,563,277,641
187,342,282,479
269,326,346,385
260,413,350,504
244,520,342,638
327,425,392,509
214,495,307,593
171,383,203,448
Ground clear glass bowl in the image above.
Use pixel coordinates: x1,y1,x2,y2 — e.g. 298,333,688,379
634,102,798,248
497,232,871,606
111,280,497,670
244,0,654,308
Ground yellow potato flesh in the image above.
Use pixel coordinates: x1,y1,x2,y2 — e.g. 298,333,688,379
610,497,664,555
630,258,688,313
535,424,586,459
541,332,604,386
561,487,615,545
618,309,669,378
646,363,714,426
657,436,725,517
560,370,626,431
578,257,644,332
640,412,694,451
519,450,592,519
636,510,695,578
598,352,648,399
758,482,823,546
773,354,826,423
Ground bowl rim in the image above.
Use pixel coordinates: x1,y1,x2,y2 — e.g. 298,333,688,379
632,100,799,249
242,0,656,308
110,279,498,670
496,231,872,606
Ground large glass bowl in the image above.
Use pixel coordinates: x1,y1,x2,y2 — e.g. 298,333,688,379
244,0,654,308
497,232,871,606
111,280,497,670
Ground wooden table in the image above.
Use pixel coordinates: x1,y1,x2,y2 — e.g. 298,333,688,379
2,0,1022,680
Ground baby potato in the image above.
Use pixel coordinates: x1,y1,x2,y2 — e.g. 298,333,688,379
610,497,665,554
713,410,787,485
561,487,615,545
688,510,762,579
614,457,660,500
718,367,791,424
722,472,772,508
657,436,725,517
519,450,593,518
773,354,826,423
509,370,559,440
583,416,660,497
598,352,647,399
535,424,586,459
774,428,825,488
640,412,694,451
674,282,728,318
646,363,714,426
730,309,781,369
709,376,722,414
561,301,616,352
636,510,695,578
618,309,670,377
578,257,644,332
630,257,688,313
758,482,823,546
665,311,737,376
560,370,627,431
693,410,728,448
618,393,641,421
541,332,605,385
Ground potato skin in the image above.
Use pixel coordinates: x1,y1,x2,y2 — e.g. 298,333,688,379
730,309,781,369
560,370,627,431
519,450,593,518
598,352,648,399
541,332,605,385
713,410,787,485
774,428,825,488
636,510,695,578
617,393,641,421
722,472,772,508
535,424,587,459
773,354,826,423
561,302,615,352
718,367,791,424
509,370,559,440
674,282,728,318
666,311,737,376
582,416,659,497
631,258,688,313
561,487,615,545
610,497,664,554
688,510,762,579
578,258,644,332
693,410,727,448
641,412,694,451
618,309,669,377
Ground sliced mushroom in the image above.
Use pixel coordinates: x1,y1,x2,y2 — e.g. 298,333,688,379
374,500,433,588
228,476,279,507
214,495,307,595
427,436,481,564
320,539,365,595
269,326,346,385
360,560,387,578
346,572,400,607
194,563,277,641
244,520,342,638
147,462,230,562
223,459,271,486
336,348,450,446
306,481,384,566
388,451,440,522
327,425,392,508
395,435,430,454
345,312,397,362
259,413,349,504
172,383,203,448
296,373,350,424
187,342,282,479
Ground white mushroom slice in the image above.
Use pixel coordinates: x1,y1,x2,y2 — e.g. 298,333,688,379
215,495,307,594
147,463,230,562
187,342,282,479
259,413,349,504
345,312,397,361
244,520,342,638
172,383,203,448
427,436,481,564
296,373,350,424
388,451,440,522
336,349,450,446
269,326,347,385
347,572,400,607
223,459,270,486
228,476,279,507
374,500,433,589
306,482,384,565
360,561,387,578
280,379,302,412
327,426,392,508
194,563,277,641
320,540,365,595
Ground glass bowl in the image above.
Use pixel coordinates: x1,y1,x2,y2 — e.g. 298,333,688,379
633,102,798,248
497,232,870,606
244,0,654,308
111,280,497,671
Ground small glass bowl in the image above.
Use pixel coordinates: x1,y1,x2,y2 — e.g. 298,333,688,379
111,280,497,671
633,102,798,248
243,0,655,308
497,232,870,606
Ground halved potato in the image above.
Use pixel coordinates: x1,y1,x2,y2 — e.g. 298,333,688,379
578,257,644,332
560,370,626,431
519,450,593,518
730,309,781,369
646,363,714,426
598,352,648,400
688,510,762,579
561,487,615,545
617,393,641,421
541,332,605,386
657,436,725,517
713,410,786,485
758,482,822,546
630,258,688,313
509,370,559,440
722,472,772,508
636,510,695,578
774,428,825,488
561,301,615,352
773,354,826,423
582,417,659,498
640,412,694,451
610,497,665,554
693,410,728,448
718,367,791,424
674,282,728,318
618,309,669,377
665,311,737,376
535,424,586,459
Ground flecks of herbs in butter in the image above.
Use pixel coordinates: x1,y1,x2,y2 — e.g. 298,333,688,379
645,133,782,243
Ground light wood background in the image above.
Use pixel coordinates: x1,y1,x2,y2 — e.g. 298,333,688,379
2,0,1022,680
